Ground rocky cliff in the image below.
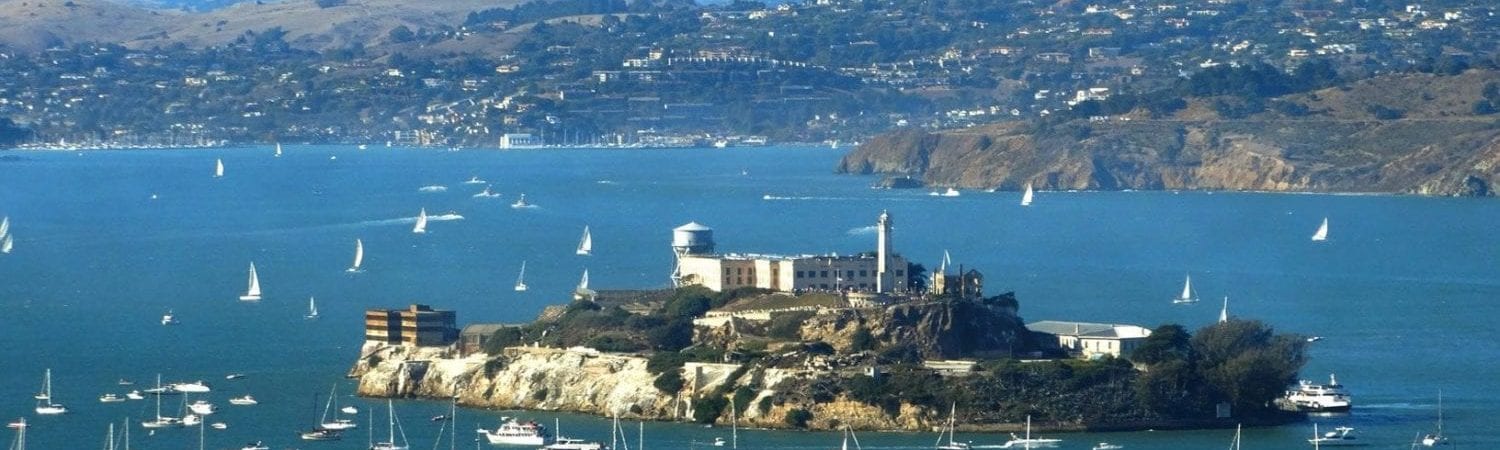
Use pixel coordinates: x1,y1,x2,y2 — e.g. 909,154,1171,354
839,71,1500,196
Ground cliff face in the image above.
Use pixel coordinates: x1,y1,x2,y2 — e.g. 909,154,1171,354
838,72,1500,196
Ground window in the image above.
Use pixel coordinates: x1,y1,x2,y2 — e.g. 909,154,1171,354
846,270,854,279
859,270,867,277
796,271,804,278
724,268,730,275
820,271,828,278
736,267,743,275
896,270,904,276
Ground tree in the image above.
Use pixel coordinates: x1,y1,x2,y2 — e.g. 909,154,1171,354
907,263,928,293
388,25,416,44
1130,324,1192,365
849,325,876,352
653,370,684,394
1190,320,1306,416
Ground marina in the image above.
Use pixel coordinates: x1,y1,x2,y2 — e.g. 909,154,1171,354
0,146,1497,448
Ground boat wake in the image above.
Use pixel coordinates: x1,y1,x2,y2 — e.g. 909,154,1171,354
846,225,878,235
418,185,448,193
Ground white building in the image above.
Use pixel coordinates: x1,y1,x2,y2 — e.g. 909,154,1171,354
1028,320,1153,359
499,133,541,149
672,212,909,293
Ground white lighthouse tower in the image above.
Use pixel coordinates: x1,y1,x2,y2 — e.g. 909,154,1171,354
876,210,893,293
670,222,715,287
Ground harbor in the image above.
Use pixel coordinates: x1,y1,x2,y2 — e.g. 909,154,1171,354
0,146,1495,448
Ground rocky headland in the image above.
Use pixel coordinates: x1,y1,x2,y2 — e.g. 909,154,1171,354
838,71,1500,197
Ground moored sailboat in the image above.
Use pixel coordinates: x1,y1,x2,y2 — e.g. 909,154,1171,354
412,209,428,234
238,262,262,301
1021,183,1034,206
319,384,357,431
999,416,1060,448
370,399,410,450
305,297,319,320
934,403,970,450
34,369,67,415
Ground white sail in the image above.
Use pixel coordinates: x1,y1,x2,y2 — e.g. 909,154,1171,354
239,262,262,301
1311,217,1329,241
306,297,318,319
274,143,283,157
514,261,528,292
1021,182,1034,206
577,226,593,256
1219,296,1229,323
1173,274,1197,304
578,269,590,291
214,159,224,178
0,216,9,238
412,209,428,234
347,239,364,272
1,234,11,254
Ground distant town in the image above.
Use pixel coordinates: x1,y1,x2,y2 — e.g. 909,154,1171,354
0,0,1496,149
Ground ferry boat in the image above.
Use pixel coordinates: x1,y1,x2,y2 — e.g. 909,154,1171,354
478,418,550,446
1281,373,1352,412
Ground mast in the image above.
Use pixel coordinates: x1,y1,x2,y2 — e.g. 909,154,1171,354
122,417,129,450
731,395,738,449
387,399,396,445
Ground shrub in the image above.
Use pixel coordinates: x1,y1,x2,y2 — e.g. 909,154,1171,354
849,326,875,352
757,396,773,415
585,333,642,353
647,352,691,374
693,396,728,424
653,370,684,394
784,408,813,428
766,311,814,340
732,386,757,415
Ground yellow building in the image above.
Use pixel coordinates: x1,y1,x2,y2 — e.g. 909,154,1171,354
673,211,910,293
365,304,459,347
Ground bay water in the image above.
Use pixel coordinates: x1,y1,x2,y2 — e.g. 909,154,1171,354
1,146,1496,449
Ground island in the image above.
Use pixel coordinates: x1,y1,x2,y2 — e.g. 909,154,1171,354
349,212,1309,432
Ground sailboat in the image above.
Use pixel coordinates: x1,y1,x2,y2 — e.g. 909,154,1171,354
305,297,319,320
300,393,341,441
0,216,9,238
1419,392,1449,447
1228,424,1242,450
369,399,409,450
214,159,224,178
412,209,428,234
935,403,970,450
1172,274,1199,304
347,239,364,273
578,269,590,291
1312,217,1329,242
1219,296,1230,323
142,375,183,428
576,226,593,256
34,369,67,415
837,427,863,450
8,418,24,450
1021,182,1034,206
2,234,12,254
514,261,529,292
999,416,1060,448
274,143,283,158
238,262,262,301
319,384,357,431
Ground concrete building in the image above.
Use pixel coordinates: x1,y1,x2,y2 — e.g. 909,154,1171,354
365,304,459,347
1028,320,1153,359
458,323,522,355
672,211,909,293
499,133,541,149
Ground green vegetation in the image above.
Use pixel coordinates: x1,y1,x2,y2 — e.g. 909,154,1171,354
783,408,813,428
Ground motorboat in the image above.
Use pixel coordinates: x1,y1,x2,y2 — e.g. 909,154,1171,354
300,428,341,441
99,393,126,403
125,391,145,400
189,400,217,415
172,381,212,393
511,194,534,208
161,311,178,325
942,187,961,197
183,414,202,427
117,379,134,386
999,416,1060,448
464,176,486,185
211,422,228,430
473,185,501,198
340,406,358,415
240,442,270,450
542,437,605,450
1308,425,1360,447
228,395,258,406
1281,374,1351,412
1092,443,1124,450
478,418,549,446
225,373,246,380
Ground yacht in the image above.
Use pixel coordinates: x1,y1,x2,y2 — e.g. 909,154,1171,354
1308,425,1360,447
172,381,212,393
161,310,179,325
1418,392,1449,447
141,379,183,428
347,238,364,272
1091,443,1124,450
228,395,258,406
240,442,270,450
576,226,593,256
214,159,224,178
99,393,125,403
935,403,970,450
478,418,549,445
319,384,358,431
1312,217,1329,241
1000,416,1060,448
542,437,606,450
305,296,319,320
1281,374,1351,412
34,369,67,415
1021,183,1034,206
125,391,145,400
1172,274,1199,304
188,400,217,415
300,428,341,441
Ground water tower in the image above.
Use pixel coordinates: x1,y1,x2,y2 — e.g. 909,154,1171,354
671,222,715,286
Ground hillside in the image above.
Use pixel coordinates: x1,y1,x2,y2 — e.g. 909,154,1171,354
838,71,1500,196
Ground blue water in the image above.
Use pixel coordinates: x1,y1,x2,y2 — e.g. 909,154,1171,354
1,146,1497,449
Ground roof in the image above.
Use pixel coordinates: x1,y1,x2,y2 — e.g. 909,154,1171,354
1028,320,1152,339
675,222,713,231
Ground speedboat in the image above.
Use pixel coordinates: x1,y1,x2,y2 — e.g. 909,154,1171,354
99,393,126,403
117,379,134,386
211,422,228,430
161,311,178,325
240,442,270,450
1308,426,1360,447
713,436,728,446
225,373,246,380
1281,374,1351,412
189,400,218,415
228,395,258,406
125,391,145,400
183,414,202,426
340,405,359,415
478,418,549,446
464,176,486,184
1092,443,1124,450
171,381,212,393
511,194,534,208
473,185,501,198
942,187,961,197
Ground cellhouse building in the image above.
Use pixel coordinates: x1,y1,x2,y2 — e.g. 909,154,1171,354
671,211,910,294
